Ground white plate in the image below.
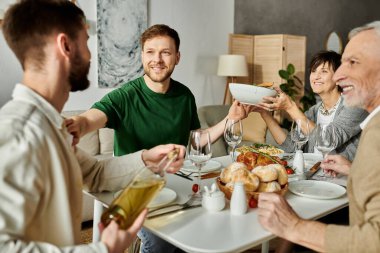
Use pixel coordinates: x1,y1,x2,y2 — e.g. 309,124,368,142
289,180,346,199
114,187,177,208
181,160,222,173
229,83,277,105
147,187,177,208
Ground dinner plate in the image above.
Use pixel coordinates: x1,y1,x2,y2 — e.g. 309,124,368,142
114,187,177,208
147,187,177,208
181,160,222,173
289,180,346,199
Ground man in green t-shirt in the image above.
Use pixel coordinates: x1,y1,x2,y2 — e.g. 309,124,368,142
68,24,250,253
68,24,249,155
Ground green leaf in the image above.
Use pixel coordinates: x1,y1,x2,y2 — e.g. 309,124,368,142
279,70,289,80
287,64,295,75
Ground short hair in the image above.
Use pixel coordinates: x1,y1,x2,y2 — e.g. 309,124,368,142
349,21,380,39
2,0,85,70
140,24,180,52
309,50,341,73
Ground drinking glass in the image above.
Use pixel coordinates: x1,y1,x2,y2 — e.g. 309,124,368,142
187,130,212,199
290,119,310,150
315,124,337,178
224,119,243,162
315,124,336,158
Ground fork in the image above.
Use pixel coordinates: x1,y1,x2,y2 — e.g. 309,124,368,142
148,194,197,214
177,171,196,177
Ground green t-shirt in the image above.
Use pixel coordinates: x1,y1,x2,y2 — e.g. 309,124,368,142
92,77,200,156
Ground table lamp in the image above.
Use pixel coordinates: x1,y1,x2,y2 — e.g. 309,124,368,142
217,54,248,104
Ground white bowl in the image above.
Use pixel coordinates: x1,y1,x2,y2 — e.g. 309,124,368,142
229,83,277,105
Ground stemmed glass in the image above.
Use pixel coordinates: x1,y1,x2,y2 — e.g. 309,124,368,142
187,130,212,199
315,124,337,178
290,119,310,150
290,119,310,174
315,124,336,157
224,119,243,162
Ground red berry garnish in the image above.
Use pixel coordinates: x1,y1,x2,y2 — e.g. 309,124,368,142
248,197,258,208
286,168,295,175
192,183,199,193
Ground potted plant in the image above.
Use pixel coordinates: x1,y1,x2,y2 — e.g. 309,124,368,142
279,63,316,112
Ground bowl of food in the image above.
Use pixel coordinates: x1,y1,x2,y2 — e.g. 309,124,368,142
217,162,288,201
229,83,277,105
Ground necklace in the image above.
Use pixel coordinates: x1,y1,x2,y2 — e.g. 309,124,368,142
319,97,341,116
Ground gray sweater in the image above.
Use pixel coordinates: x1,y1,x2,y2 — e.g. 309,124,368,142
280,98,368,161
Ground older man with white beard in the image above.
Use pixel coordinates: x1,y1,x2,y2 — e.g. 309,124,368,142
257,21,380,253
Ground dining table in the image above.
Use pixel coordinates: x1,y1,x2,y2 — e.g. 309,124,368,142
85,155,348,253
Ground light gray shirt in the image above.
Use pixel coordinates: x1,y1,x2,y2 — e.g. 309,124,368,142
0,84,145,252
280,98,368,161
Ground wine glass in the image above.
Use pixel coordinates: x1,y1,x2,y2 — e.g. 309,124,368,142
187,130,212,199
315,124,337,178
290,119,310,175
224,119,243,162
315,124,336,158
290,119,310,150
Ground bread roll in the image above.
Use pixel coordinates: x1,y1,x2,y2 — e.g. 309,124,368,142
226,172,260,192
256,82,273,88
257,181,281,192
252,165,278,182
222,162,260,192
268,164,288,185
220,162,247,183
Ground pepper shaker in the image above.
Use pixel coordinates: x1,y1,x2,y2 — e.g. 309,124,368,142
230,182,247,215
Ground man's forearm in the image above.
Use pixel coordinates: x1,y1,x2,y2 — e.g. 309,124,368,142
288,219,327,253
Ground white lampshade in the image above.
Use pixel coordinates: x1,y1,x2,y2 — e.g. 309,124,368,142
217,54,248,77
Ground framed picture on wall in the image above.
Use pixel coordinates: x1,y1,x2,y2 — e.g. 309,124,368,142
97,0,147,88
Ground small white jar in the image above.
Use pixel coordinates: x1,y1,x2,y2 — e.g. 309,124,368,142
230,182,247,215
202,191,225,212
293,150,305,175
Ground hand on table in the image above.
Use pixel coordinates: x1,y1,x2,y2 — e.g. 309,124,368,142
320,154,351,176
142,144,186,173
100,209,148,253
257,192,300,239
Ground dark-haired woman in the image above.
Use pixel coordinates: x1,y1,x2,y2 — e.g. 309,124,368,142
253,50,367,161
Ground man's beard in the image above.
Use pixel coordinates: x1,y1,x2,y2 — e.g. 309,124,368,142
69,53,90,92
144,65,174,83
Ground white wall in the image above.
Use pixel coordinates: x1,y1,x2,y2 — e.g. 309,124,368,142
0,0,234,110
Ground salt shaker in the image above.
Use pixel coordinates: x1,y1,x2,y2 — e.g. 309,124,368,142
230,182,247,215
293,150,305,175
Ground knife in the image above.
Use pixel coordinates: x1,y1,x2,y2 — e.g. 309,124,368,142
305,161,321,180
147,204,202,219
199,171,221,179
174,172,193,181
